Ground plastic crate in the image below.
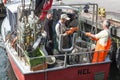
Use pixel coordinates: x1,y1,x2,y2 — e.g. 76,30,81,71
24,48,47,70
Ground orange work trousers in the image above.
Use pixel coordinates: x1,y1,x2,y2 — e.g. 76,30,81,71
92,38,111,63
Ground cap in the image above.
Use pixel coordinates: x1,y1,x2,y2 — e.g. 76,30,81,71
60,14,70,20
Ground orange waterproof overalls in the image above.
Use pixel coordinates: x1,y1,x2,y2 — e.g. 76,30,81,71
91,31,111,63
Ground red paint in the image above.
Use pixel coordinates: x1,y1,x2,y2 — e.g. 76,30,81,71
8,53,25,80
40,0,53,20
8,51,110,80
46,63,110,80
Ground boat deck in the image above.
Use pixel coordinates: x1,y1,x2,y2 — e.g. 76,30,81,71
6,42,111,75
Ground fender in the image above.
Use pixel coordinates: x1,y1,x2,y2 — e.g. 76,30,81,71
116,47,120,71
109,40,117,62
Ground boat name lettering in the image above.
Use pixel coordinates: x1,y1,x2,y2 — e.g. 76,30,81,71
78,69,91,75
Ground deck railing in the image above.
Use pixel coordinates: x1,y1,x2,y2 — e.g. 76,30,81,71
20,49,111,71
15,40,111,71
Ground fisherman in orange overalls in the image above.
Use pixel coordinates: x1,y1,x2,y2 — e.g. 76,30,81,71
85,20,111,63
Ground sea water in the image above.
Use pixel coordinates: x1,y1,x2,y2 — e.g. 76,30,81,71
0,18,10,80
0,37,9,80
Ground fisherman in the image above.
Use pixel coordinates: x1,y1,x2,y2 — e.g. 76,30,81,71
44,11,54,55
85,20,111,63
55,14,70,51
68,13,78,27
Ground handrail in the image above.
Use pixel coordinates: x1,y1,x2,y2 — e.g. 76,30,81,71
58,33,77,52
12,45,111,71
17,44,25,54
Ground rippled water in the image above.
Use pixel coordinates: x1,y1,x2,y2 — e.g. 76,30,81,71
0,40,9,80
0,18,10,80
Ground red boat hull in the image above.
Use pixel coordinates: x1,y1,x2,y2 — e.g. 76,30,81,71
8,52,110,80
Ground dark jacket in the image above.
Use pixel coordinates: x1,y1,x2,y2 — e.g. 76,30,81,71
44,18,53,41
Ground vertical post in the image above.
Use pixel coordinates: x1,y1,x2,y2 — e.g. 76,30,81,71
91,4,95,34
95,4,98,34
92,4,95,26
64,52,67,67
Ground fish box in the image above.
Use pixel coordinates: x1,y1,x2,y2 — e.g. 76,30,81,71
24,48,47,71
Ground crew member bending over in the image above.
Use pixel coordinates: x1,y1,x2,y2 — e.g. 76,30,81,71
85,20,111,63
55,14,70,50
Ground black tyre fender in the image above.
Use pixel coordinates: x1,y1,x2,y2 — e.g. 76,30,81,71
116,47,120,71
109,40,117,62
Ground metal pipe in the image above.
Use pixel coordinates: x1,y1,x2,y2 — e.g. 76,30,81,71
58,33,77,52
95,4,98,34
91,4,95,33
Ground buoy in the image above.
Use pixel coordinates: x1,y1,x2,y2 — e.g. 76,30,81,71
98,8,106,17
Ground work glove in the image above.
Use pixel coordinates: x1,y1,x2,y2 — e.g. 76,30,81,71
65,27,78,35
62,33,67,36
85,32,91,36
65,30,73,35
70,27,79,31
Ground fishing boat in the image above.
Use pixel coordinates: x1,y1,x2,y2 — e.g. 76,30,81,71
1,0,113,80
